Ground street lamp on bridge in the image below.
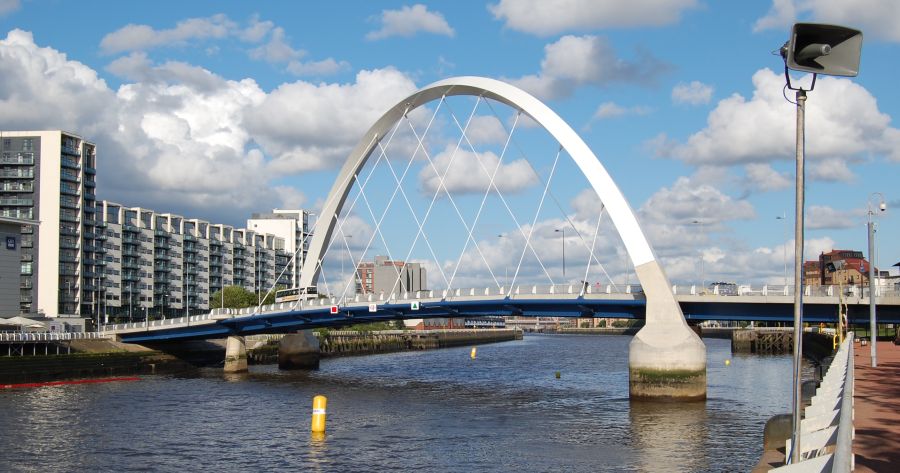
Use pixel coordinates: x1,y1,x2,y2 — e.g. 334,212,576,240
554,228,566,282
867,192,885,368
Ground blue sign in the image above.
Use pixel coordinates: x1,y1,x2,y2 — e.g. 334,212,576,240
5,236,15,250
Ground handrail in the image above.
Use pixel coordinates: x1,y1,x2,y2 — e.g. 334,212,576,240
0,331,109,342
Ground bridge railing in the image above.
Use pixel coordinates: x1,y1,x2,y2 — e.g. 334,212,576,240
0,331,108,342
772,333,854,472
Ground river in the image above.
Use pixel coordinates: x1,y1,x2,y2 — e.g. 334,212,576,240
0,334,794,472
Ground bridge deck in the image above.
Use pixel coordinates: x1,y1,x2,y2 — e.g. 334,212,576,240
852,341,900,472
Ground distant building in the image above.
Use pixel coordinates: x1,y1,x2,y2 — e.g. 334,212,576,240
804,249,876,287
355,255,426,295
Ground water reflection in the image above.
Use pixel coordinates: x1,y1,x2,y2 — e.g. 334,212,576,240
630,399,710,472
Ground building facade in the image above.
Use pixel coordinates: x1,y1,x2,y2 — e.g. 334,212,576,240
1,130,302,321
246,209,310,289
99,201,295,320
356,255,427,295
805,249,874,287
0,131,97,317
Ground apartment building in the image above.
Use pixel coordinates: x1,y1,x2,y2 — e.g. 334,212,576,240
0,131,98,317
99,201,295,320
355,255,427,295
247,209,311,289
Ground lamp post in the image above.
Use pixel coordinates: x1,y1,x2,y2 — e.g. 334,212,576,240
776,213,788,287
554,228,566,281
692,220,706,291
498,234,509,288
777,22,863,465
867,193,885,367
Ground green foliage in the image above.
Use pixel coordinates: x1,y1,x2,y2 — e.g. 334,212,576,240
210,285,257,309
611,319,641,328
597,319,607,328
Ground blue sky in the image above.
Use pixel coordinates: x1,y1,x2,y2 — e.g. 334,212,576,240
1,0,898,289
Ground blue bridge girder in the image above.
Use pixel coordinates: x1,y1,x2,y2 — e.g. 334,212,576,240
108,295,900,343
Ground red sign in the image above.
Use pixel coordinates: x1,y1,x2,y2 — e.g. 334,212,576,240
330,305,339,315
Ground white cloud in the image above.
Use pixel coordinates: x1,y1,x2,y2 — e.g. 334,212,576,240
754,0,900,42
489,0,699,36
0,0,20,16
249,27,303,63
509,35,669,100
672,81,713,105
465,115,508,145
806,205,861,230
593,102,651,119
245,68,419,174
286,57,351,76
639,176,756,225
239,14,274,42
418,147,538,195
0,29,415,225
743,163,792,192
100,14,236,54
366,4,455,40
665,68,900,168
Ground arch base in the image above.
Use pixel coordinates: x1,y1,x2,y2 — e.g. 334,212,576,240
629,261,707,400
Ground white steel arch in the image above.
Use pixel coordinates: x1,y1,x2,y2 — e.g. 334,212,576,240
299,76,660,297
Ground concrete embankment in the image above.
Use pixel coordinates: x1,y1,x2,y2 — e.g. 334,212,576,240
0,339,195,384
251,329,523,363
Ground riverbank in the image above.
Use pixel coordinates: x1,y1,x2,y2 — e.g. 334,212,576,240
1,329,523,384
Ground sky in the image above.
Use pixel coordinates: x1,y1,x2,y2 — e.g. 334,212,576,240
0,0,898,291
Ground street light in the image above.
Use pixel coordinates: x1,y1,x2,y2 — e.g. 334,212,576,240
777,22,863,465
498,234,509,288
692,220,706,291
867,192,886,367
776,213,788,287
554,228,566,281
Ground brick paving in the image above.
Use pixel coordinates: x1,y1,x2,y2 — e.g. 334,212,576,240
853,340,900,472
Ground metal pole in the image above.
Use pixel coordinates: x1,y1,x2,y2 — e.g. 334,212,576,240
790,89,807,465
867,215,877,367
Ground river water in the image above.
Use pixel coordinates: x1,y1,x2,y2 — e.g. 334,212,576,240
0,334,794,472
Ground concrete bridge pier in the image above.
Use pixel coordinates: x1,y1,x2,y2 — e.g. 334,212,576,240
629,261,707,400
278,330,320,370
223,336,248,373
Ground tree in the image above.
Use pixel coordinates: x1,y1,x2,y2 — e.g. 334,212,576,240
210,285,257,309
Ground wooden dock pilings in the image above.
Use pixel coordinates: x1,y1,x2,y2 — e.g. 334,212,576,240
317,329,522,357
732,329,793,354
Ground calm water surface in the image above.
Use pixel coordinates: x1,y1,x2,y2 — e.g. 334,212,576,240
0,335,794,472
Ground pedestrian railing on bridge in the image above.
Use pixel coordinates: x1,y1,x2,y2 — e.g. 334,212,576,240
99,283,899,335
0,331,108,342
773,333,855,472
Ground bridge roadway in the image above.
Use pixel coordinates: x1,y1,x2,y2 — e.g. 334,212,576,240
103,284,900,343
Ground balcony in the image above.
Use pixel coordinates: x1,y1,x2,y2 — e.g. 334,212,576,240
83,166,96,175
0,155,34,165
61,157,80,169
20,254,32,262
61,145,81,156
59,213,79,223
59,197,79,209
60,172,80,183
155,229,171,238
84,178,96,188
0,169,34,178
122,224,141,233
1,183,33,192
183,234,197,242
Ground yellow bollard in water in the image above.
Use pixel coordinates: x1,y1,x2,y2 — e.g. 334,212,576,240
555,371,561,379
470,347,477,359
724,359,731,366
311,395,327,434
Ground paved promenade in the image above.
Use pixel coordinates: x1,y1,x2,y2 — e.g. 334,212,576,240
853,340,900,472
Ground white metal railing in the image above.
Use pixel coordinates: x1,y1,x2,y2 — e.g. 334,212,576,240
772,333,854,472
0,332,109,342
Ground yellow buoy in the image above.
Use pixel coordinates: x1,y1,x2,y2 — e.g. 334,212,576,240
555,371,561,379
724,359,731,366
470,347,477,359
311,395,327,434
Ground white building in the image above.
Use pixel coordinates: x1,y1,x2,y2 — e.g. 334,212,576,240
246,209,311,289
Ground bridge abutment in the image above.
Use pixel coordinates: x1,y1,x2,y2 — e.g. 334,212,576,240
223,336,248,373
629,261,707,400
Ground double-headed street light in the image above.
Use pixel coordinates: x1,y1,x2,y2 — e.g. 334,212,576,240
778,22,863,465
554,228,566,281
867,192,886,367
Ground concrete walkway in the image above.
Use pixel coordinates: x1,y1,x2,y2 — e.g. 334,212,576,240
853,340,900,472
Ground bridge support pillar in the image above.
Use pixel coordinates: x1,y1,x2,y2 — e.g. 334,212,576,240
224,336,248,373
629,261,707,400
278,330,320,370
